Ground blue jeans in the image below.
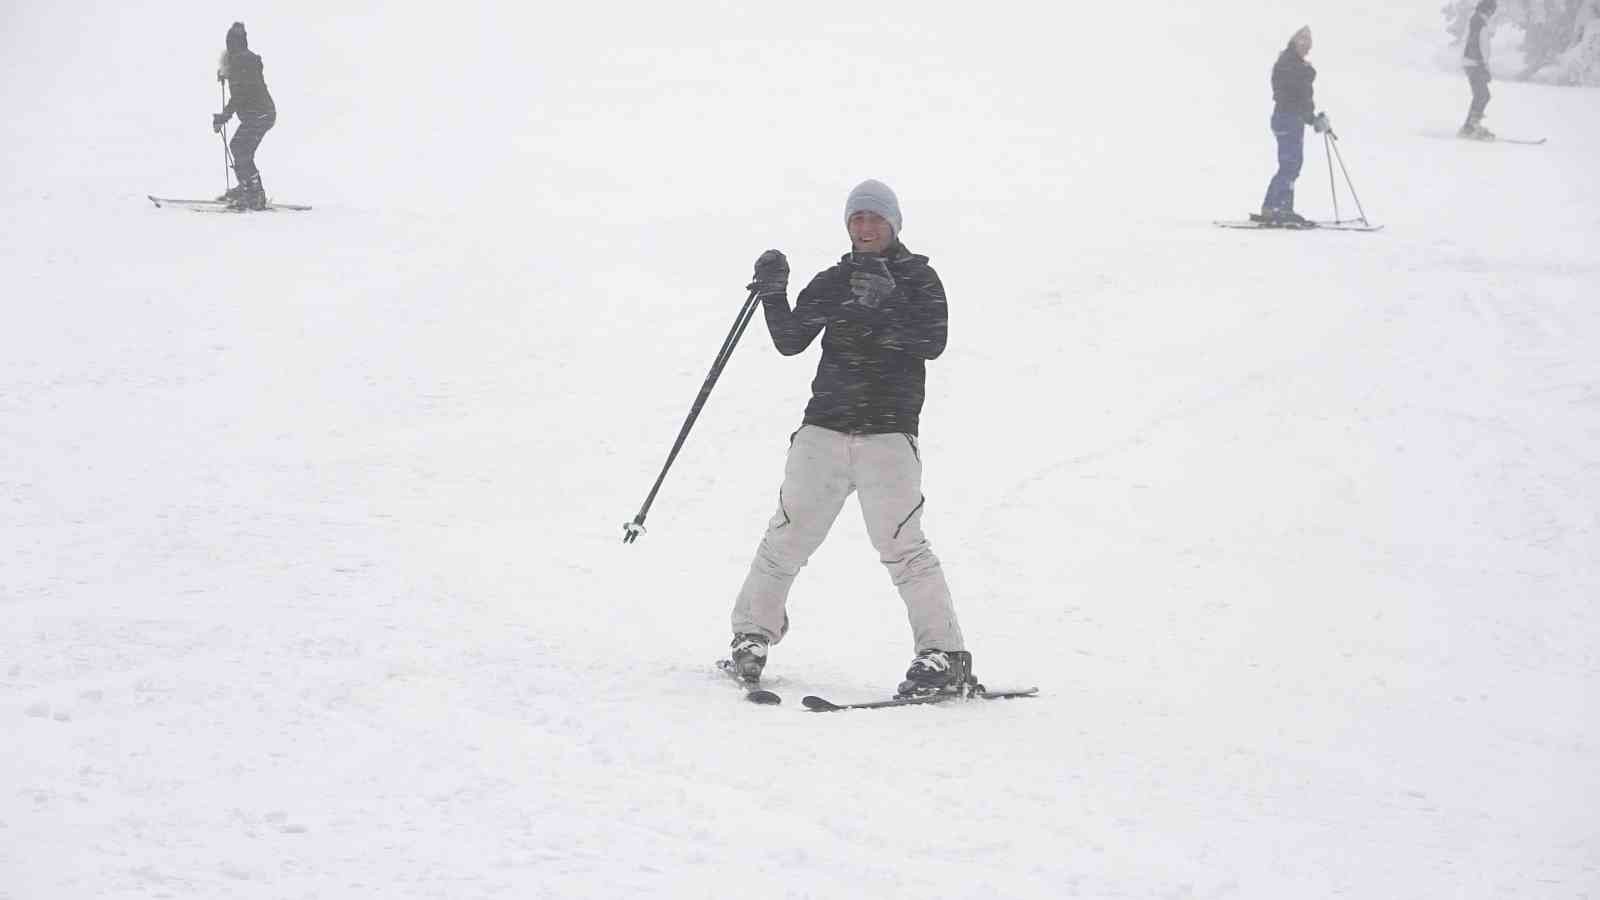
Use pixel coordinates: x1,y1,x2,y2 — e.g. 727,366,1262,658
1261,111,1305,214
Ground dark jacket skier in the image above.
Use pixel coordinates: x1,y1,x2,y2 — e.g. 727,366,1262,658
1460,0,1498,138
212,22,276,209
1271,38,1317,126
1260,26,1331,225
762,244,948,437
727,180,971,698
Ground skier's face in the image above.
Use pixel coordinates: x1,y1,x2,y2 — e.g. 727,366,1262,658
1293,31,1313,56
848,211,894,254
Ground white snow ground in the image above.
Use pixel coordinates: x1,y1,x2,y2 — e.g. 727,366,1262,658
3,2,1597,898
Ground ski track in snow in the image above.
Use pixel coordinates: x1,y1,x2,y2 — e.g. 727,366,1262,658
4,2,1599,898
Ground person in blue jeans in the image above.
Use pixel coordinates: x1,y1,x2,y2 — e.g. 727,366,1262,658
1261,27,1331,226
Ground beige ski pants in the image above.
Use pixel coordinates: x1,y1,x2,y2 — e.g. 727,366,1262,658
731,425,965,653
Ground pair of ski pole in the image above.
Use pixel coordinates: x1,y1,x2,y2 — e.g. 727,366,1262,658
623,287,764,544
1321,129,1371,227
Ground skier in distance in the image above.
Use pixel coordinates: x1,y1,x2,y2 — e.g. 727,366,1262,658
1459,0,1498,139
213,22,277,210
1259,26,1333,227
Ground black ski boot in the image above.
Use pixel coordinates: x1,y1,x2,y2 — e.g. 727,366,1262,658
216,183,247,203
1257,208,1313,228
229,174,267,210
897,649,975,697
729,633,769,683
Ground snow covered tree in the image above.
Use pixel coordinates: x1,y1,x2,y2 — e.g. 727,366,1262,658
1535,0,1600,84
1441,0,1600,84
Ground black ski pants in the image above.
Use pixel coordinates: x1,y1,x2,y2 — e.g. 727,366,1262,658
1465,67,1492,124
230,109,276,182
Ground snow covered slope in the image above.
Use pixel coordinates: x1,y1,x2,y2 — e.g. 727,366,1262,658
3,2,1597,898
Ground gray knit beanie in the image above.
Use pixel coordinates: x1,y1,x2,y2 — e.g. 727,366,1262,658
844,179,902,235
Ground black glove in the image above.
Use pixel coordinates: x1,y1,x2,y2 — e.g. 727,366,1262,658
845,256,896,310
747,249,789,294
216,69,226,85
212,112,230,134
1312,111,1332,134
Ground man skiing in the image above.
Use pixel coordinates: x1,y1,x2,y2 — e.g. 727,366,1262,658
728,180,971,697
1259,26,1332,227
1460,0,1498,139
212,22,276,210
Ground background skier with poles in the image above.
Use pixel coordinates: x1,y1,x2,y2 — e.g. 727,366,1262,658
1259,26,1333,227
1460,0,1499,139
213,22,276,210
725,180,971,698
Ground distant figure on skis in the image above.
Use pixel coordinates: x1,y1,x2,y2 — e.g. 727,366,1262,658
728,180,972,698
1459,0,1498,139
212,22,276,210
1259,26,1332,227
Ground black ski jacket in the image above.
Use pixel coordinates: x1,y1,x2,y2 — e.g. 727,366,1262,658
221,49,276,118
761,243,948,436
1270,45,1316,124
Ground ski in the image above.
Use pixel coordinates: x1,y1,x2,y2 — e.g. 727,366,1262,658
185,203,313,214
1454,135,1547,145
1215,219,1383,233
716,659,780,705
1216,218,1316,231
148,195,312,212
801,685,1038,712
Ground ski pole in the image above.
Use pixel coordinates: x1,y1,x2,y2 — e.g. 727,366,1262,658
219,81,232,196
1324,131,1342,225
1328,133,1371,226
221,127,232,195
623,288,763,544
